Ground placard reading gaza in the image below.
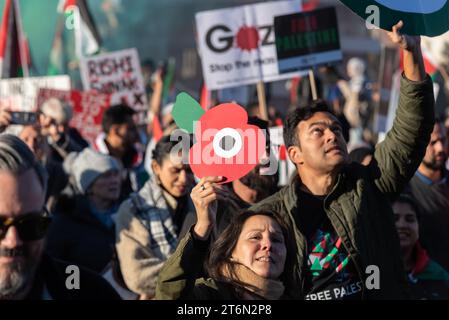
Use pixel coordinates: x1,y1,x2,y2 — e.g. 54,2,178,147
274,7,342,73
80,48,147,124
0,76,71,112
195,0,303,90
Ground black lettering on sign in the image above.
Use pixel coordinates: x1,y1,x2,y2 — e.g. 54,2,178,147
89,56,135,77
206,25,234,53
134,92,145,106
259,25,274,46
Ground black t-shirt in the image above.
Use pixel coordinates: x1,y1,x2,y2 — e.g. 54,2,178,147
296,189,363,300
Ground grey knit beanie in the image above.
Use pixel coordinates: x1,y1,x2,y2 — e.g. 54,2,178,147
64,148,121,194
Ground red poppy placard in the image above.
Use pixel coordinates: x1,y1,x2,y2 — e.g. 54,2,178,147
172,93,266,183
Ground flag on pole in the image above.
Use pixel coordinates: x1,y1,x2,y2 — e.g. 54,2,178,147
48,0,101,75
162,58,176,106
151,116,164,143
422,48,439,80
0,0,30,78
400,48,439,80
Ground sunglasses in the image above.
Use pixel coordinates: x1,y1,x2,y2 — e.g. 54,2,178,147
0,208,52,242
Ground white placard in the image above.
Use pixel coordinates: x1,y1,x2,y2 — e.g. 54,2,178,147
0,75,71,112
196,0,303,90
80,48,147,123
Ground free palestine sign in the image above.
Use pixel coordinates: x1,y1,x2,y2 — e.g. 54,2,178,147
274,7,342,73
339,0,449,36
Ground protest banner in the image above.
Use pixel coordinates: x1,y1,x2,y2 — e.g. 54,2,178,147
339,0,449,37
36,88,71,109
195,0,303,91
274,7,342,73
37,88,111,146
79,48,147,124
69,90,111,146
0,75,71,112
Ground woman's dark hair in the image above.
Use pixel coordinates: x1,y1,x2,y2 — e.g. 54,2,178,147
394,193,421,223
205,210,297,298
151,132,192,165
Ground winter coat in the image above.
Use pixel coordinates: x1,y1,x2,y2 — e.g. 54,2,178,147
248,74,435,299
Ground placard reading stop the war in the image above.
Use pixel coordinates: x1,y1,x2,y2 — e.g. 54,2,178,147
80,48,147,124
195,0,303,90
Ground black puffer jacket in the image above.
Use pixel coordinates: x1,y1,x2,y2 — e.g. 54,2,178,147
46,192,116,273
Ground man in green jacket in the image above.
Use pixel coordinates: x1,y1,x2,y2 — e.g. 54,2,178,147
249,21,435,300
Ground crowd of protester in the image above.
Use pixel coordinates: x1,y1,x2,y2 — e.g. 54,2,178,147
0,23,449,301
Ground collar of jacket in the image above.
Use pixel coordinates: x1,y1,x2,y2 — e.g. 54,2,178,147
411,242,431,276
25,254,72,300
283,167,346,213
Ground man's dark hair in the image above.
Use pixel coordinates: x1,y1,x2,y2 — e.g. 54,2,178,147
102,104,136,134
0,134,48,192
283,100,335,148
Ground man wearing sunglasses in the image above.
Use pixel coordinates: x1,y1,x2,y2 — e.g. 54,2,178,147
0,134,120,300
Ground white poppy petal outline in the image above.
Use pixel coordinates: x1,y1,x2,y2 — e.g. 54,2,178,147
213,128,243,159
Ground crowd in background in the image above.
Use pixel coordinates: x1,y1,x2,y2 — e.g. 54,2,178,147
0,23,449,301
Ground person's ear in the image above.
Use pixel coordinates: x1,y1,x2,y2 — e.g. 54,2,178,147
151,160,162,183
287,145,303,166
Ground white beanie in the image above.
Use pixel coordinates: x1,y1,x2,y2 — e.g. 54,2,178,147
64,148,121,194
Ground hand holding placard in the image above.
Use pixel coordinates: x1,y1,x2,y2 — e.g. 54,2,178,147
172,93,266,183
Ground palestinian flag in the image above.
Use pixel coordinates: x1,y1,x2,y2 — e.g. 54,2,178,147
399,47,439,80
422,47,439,80
0,0,30,78
48,0,101,75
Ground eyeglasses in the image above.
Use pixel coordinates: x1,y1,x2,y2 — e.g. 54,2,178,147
0,208,52,242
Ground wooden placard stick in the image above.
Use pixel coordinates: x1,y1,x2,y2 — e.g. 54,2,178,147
256,81,269,120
